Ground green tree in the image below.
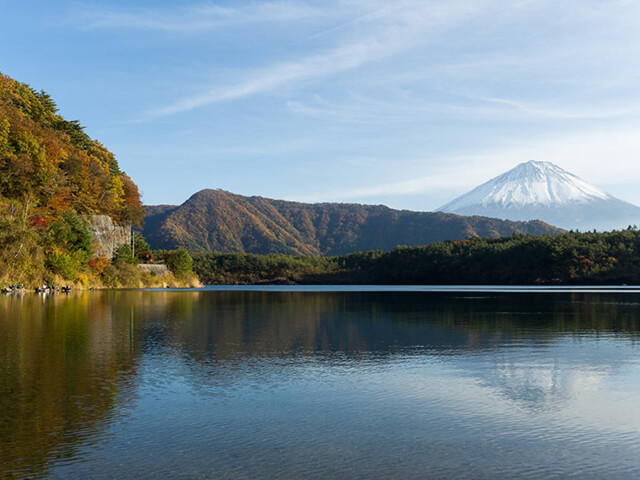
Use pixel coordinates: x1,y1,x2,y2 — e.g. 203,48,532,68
47,210,92,260
133,233,152,261
112,244,138,265
166,248,193,278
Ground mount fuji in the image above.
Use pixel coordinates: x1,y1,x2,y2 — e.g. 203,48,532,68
438,161,640,231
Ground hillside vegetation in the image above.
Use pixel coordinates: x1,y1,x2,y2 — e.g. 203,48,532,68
0,72,195,287
144,189,563,255
193,229,640,285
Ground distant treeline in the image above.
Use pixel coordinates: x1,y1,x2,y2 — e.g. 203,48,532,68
193,229,640,285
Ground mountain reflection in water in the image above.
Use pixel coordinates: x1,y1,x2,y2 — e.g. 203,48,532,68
1,289,639,479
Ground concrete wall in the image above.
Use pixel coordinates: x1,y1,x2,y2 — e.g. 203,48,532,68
87,215,131,259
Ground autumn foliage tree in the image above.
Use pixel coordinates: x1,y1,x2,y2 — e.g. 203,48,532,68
0,71,145,284
0,72,145,226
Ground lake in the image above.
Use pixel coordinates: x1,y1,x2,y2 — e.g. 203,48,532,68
1,286,640,479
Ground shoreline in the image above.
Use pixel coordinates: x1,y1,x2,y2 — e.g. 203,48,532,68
5,283,640,296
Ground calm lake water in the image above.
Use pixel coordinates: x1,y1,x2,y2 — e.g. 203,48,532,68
1,286,640,479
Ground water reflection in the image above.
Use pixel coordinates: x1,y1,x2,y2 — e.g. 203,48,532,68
0,293,140,478
1,290,639,478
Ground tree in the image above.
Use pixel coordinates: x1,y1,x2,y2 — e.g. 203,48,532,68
166,248,193,278
133,233,152,261
0,72,149,284
119,174,145,227
112,244,138,265
47,210,92,260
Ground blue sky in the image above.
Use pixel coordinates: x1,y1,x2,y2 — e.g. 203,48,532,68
3,0,640,209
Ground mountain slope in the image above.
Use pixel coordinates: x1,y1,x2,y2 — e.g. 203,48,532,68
438,161,640,231
143,189,562,255
0,72,144,226
0,71,145,284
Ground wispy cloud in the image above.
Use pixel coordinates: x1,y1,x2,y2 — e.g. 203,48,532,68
302,4,400,41
474,96,640,121
300,120,640,208
148,38,389,117
140,0,640,120
284,95,493,124
286,92,640,125
71,2,327,31
143,0,501,118
300,171,472,203
11,0,640,208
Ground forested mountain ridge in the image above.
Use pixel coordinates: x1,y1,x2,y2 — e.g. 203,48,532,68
143,189,563,255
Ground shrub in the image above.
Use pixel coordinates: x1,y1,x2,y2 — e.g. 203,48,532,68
114,262,140,287
101,264,119,288
88,253,110,275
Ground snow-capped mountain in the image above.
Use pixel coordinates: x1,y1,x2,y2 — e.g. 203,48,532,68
438,161,640,231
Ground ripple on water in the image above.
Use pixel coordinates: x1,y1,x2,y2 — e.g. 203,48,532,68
1,289,640,479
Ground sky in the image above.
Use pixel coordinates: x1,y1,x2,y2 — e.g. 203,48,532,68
3,0,640,209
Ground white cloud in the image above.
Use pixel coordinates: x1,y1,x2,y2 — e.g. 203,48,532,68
300,172,472,203
144,0,507,118
302,122,640,207
148,37,390,117
287,94,640,125
467,96,640,121
62,0,640,207
139,0,640,119
72,2,328,31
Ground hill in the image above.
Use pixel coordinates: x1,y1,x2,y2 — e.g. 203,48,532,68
0,73,144,227
0,71,195,287
438,161,640,231
143,189,563,255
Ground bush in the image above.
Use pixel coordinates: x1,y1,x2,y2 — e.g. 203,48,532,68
114,262,140,287
101,264,119,288
88,253,110,275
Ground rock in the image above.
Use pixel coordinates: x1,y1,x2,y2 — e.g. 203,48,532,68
87,215,131,258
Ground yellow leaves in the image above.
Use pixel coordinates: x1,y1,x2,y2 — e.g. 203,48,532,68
58,145,69,162
15,131,40,156
1,71,145,257
119,173,145,227
109,175,125,199
45,245,64,256
0,72,150,285
0,118,9,152
102,175,125,216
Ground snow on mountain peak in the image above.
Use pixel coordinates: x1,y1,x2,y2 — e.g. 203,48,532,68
439,161,610,211
437,161,640,231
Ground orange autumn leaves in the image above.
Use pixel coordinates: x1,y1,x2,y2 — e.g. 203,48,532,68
0,72,144,227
